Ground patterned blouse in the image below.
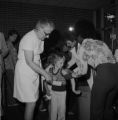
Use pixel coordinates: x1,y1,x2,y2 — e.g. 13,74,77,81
74,38,116,75
4,41,17,70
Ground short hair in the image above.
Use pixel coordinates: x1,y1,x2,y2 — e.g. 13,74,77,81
74,19,97,39
8,29,19,37
63,32,75,43
47,52,65,66
35,18,55,30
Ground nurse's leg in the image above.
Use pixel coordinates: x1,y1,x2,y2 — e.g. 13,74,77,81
24,102,36,120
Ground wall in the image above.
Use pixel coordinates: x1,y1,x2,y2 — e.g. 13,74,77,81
0,1,93,37
116,0,118,42
103,1,117,53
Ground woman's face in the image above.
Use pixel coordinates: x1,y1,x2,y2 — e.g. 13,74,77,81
62,45,69,52
36,25,54,40
9,34,18,42
66,40,76,50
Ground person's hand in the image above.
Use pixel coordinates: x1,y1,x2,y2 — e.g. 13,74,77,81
44,73,52,81
72,72,81,78
72,89,81,95
62,69,72,75
46,90,51,96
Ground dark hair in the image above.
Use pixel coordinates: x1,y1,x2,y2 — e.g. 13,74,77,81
74,19,98,39
53,32,75,53
8,29,19,37
7,29,20,52
63,32,75,43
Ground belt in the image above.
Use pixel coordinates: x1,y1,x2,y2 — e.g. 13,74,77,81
52,85,66,91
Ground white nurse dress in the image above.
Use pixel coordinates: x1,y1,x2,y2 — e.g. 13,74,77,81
13,30,44,102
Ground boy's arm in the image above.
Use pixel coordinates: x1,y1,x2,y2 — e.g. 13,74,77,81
70,78,76,92
70,78,81,95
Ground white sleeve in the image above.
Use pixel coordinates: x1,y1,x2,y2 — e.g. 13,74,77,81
75,47,88,75
22,35,34,51
67,53,76,68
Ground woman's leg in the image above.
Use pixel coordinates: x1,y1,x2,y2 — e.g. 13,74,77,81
104,88,117,120
24,102,36,120
91,79,108,120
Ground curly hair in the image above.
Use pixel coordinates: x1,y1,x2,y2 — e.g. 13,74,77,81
45,52,65,67
8,29,19,38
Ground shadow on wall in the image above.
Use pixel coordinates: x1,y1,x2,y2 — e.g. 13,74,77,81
41,29,62,63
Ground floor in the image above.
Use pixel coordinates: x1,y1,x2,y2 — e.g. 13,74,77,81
2,104,78,120
2,99,118,120
1,79,79,120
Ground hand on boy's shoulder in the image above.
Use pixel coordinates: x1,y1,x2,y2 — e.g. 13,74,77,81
71,72,81,78
62,68,72,75
62,69,73,79
62,68,81,79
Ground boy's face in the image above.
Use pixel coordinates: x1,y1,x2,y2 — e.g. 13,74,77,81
55,57,65,68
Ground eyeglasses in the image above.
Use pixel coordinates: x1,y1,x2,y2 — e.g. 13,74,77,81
43,31,50,38
36,28,50,38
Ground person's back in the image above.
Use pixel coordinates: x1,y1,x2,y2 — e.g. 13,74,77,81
74,18,118,120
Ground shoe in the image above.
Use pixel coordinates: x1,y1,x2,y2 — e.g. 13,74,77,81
1,116,5,120
39,101,47,112
8,103,19,107
39,108,47,112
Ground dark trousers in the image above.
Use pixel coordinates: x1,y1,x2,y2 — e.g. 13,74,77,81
5,70,18,106
90,63,118,120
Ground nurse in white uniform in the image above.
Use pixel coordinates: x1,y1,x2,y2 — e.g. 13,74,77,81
13,18,55,120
